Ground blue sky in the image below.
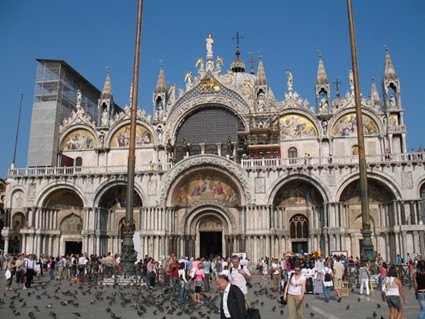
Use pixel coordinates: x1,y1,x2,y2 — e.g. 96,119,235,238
0,0,424,177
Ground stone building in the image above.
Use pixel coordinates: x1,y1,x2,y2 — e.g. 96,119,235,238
2,35,424,263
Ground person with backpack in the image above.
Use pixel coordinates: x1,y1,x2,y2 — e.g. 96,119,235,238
321,260,333,303
382,265,407,319
229,255,252,307
358,262,370,296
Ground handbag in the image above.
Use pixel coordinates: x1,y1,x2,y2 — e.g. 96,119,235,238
247,307,261,319
5,269,12,280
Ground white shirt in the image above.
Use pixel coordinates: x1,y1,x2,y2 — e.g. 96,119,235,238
229,265,250,295
223,283,231,318
287,274,306,296
271,262,280,275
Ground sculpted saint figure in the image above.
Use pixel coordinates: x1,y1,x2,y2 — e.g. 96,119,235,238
286,69,293,92
206,33,214,57
226,136,234,156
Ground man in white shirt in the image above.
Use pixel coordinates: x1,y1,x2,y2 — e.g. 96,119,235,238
24,254,37,289
229,255,252,306
271,258,281,292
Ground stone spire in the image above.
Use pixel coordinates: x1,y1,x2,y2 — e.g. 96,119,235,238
316,53,329,86
154,64,166,93
101,69,112,99
256,56,267,85
383,48,398,81
382,48,401,110
370,76,381,106
153,64,167,121
98,68,114,127
315,53,330,113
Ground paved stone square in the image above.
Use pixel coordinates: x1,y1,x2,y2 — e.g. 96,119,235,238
0,273,420,319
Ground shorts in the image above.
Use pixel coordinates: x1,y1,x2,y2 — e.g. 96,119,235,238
334,278,342,290
195,286,202,293
386,295,402,310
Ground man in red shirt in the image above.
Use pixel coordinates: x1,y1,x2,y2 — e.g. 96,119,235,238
169,258,180,295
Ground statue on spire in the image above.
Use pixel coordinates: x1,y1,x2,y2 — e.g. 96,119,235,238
205,34,214,72
286,69,294,92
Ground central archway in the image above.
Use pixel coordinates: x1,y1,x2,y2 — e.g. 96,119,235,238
184,205,234,258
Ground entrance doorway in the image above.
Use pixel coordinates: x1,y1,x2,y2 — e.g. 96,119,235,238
292,241,308,254
200,232,222,258
65,241,82,255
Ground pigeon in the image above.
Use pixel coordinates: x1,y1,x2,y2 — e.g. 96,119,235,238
49,311,57,319
46,303,53,309
28,311,36,319
306,303,309,308
72,313,81,317
346,304,350,310
377,303,381,308
372,311,377,318
280,309,284,315
310,312,315,317
272,306,276,312
106,307,112,313
358,298,361,302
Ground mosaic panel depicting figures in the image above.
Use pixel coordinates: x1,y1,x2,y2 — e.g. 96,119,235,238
44,190,83,209
332,113,379,137
389,114,399,126
273,114,318,140
340,179,393,205
273,181,323,206
61,129,96,150
110,124,152,148
172,170,240,206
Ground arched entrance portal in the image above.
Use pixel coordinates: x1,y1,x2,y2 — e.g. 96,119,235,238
187,208,232,259
199,215,223,258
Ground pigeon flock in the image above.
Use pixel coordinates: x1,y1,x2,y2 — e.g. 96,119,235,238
0,276,406,319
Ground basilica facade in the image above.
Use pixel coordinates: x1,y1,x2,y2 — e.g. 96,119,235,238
2,35,425,263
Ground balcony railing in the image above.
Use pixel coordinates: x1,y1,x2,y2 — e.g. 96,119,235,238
7,152,424,177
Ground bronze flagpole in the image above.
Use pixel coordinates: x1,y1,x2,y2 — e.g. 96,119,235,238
346,0,376,263
121,0,144,276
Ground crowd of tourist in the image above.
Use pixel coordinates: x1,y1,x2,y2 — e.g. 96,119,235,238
1,250,424,319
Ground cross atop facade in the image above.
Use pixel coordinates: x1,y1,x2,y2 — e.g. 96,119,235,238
333,78,342,97
232,31,244,49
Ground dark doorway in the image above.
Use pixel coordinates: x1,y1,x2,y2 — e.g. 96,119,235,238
65,241,82,255
291,241,308,254
200,232,222,259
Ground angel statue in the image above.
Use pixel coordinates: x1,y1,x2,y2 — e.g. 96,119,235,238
286,69,293,92
215,56,223,71
184,72,193,89
195,58,204,71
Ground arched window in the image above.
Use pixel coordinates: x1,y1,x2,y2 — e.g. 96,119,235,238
75,157,82,167
288,147,298,164
289,214,309,239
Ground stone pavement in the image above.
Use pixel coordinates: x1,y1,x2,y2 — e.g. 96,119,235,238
0,272,420,319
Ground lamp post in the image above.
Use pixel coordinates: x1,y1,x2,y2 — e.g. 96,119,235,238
120,0,144,276
346,0,376,263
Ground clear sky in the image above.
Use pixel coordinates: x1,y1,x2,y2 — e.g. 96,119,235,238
0,0,424,177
